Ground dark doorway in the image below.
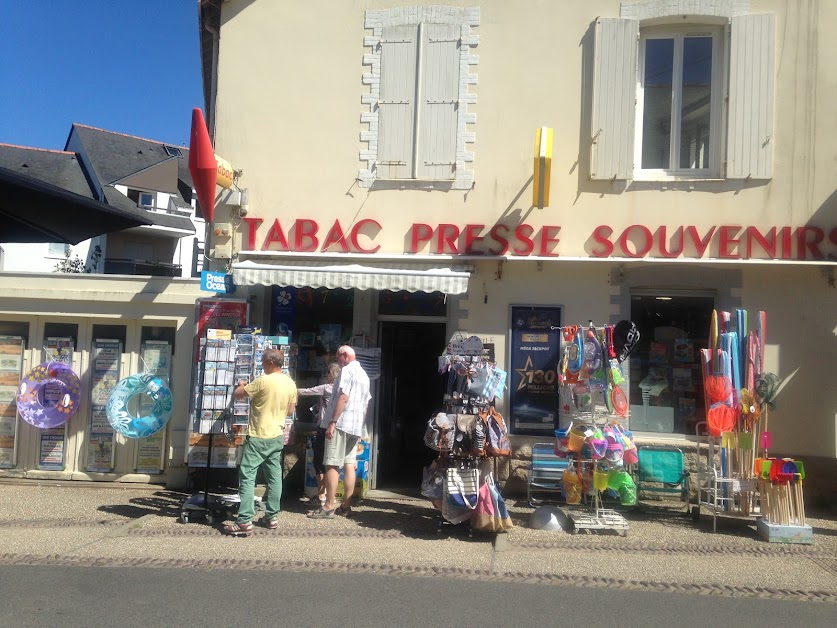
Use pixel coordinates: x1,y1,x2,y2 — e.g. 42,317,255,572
377,321,447,489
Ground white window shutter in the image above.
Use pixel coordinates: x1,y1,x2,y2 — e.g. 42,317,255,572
590,18,638,180
726,14,775,180
378,25,418,179
417,23,459,181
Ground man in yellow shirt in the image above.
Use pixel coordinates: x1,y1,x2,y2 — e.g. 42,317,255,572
223,348,297,537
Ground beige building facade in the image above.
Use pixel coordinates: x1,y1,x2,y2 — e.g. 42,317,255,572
200,0,837,501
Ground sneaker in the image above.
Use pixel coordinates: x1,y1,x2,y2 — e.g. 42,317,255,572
306,507,336,520
264,516,279,530
222,521,254,537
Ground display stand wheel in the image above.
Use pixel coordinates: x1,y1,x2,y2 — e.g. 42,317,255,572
179,512,189,524
691,505,701,521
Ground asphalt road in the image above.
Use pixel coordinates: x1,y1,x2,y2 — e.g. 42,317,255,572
1,565,834,628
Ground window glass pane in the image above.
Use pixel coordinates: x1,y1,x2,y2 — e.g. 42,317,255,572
641,38,674,169
47,243,68,256
679,37,713,169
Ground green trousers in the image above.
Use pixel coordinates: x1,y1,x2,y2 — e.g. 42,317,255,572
237,435,284,523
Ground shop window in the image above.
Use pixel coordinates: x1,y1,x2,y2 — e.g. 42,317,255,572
0,321,29,347
377,290,447,317
92,324,127,348
43,322,78,352
271,286,354,387
359,6,479,189
628,294,713,436
141,326,176,355
590,10,774,181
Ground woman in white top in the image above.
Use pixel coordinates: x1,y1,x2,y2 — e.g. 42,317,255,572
297,362,341,507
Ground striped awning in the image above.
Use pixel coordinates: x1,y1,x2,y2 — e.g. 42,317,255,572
231,260,471,294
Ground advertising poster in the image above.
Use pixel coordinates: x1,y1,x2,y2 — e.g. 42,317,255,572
86,339,121,472
508,306,562,435
196,299,248,358
38,429,65,470
270,286,296,338
86,435,114,472
136,432,166,473
186,432,210,467
134,341,172,474
210,434,244,468
39,338,73,470
44,337,73,365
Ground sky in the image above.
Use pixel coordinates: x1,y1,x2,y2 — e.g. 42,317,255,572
0,0,204,151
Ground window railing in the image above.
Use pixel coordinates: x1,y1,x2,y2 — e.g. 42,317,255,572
103,258,182,277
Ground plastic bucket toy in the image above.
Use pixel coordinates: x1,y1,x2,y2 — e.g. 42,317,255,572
588,437,607,460
567,425,591,452
593,469,609,491
563,468,582,505
622,447,638,465
607,470,632,491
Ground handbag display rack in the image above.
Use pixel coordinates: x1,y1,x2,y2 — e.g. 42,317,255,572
426,338,511,534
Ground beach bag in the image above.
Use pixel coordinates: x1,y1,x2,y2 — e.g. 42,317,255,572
442,467,479,524
452,413,485,456
421,461,444,500
424,412,455,451
467,363,491,398
488,476,514,531
483,407,511,457
470,479,497,531
471,474,514,532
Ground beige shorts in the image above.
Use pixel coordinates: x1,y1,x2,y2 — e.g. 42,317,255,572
323,427,359,467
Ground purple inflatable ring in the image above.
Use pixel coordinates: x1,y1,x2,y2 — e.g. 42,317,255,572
17,362,82,429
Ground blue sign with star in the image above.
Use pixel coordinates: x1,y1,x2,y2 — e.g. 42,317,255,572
509,305,562,436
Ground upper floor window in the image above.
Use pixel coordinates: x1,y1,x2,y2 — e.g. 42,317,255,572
590,10,774,182
47,243,70,257
637,27,722,177
128,189,155,208
359,7,479,190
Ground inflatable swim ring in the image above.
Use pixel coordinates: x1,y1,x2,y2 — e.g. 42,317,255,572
17,362,81,429
106,373,173,439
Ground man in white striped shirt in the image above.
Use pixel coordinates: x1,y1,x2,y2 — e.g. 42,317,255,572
308,345,371,519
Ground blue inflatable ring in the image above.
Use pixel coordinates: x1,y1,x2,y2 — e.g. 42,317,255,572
106,373,173,439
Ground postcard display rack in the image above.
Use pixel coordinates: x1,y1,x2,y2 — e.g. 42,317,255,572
555,322,635,536
181,329,296,523
427,335,510,533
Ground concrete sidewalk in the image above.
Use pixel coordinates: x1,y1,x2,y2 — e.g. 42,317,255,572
1,480,836,602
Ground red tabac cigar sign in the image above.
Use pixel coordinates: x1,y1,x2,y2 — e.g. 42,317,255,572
188,108,217,223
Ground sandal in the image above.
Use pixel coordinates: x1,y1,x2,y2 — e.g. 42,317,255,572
306,507,336,519
336,504,352,517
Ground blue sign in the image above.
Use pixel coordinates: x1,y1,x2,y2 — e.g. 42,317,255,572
200,271,235,293
509,305,562,436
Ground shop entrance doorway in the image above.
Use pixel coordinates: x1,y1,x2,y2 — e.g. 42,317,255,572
376,321,447,489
